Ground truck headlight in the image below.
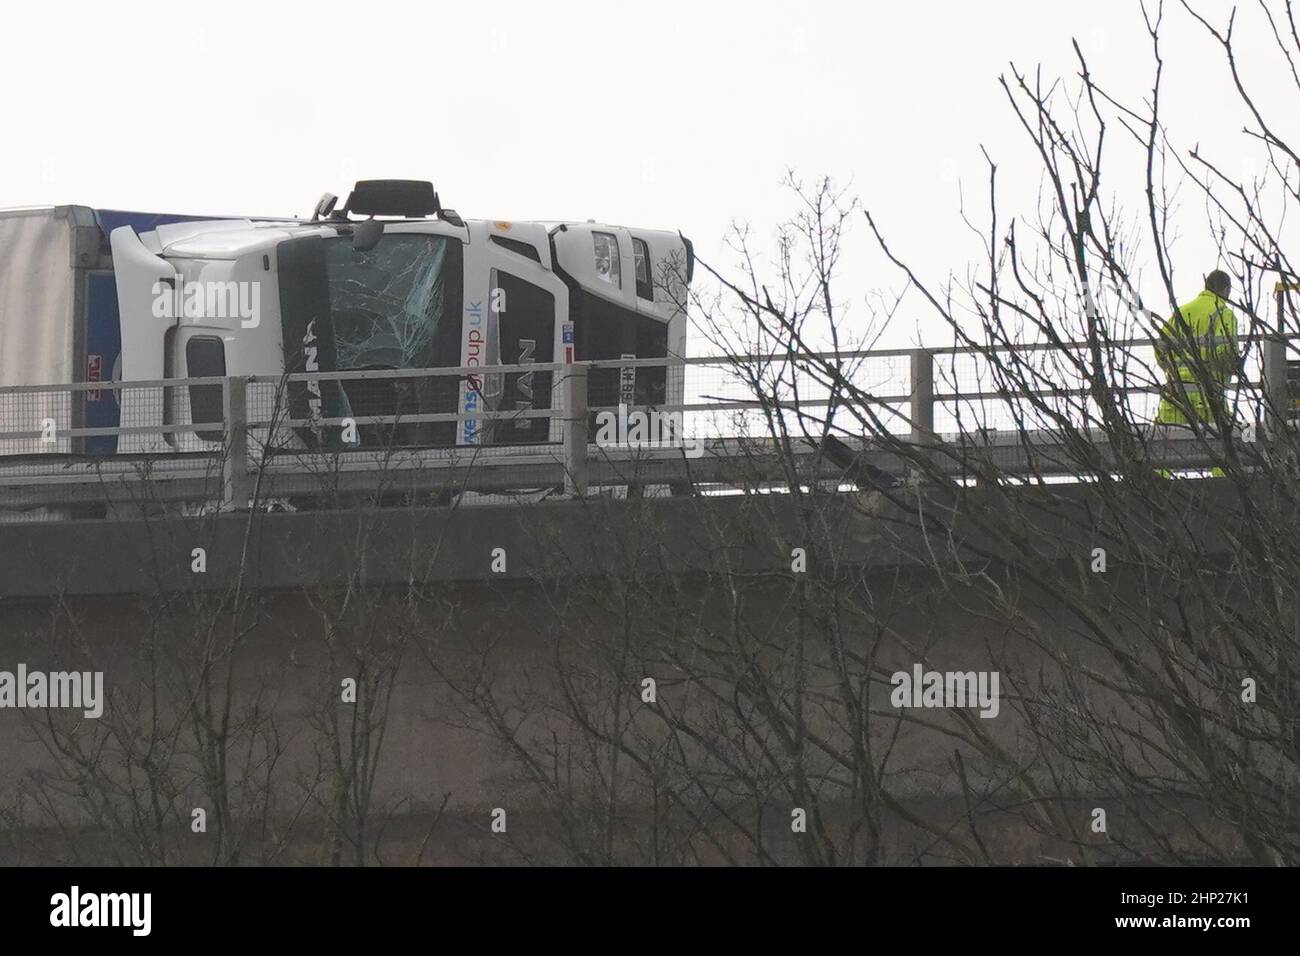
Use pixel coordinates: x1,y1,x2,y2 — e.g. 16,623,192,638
593,232,621,287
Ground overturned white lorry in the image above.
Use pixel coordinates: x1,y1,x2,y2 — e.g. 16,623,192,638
0,180,692,458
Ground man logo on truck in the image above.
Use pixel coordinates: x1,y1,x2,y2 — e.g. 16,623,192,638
515,338,536,430
303,318,323,424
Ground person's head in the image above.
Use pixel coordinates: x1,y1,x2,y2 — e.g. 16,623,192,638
1205,269,1232,299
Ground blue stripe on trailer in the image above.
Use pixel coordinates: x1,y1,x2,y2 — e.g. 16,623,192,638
92,209,224,237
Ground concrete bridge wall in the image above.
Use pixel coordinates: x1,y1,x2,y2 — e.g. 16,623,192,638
0,487,1235,864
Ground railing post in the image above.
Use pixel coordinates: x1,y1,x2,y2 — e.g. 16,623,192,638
561,364,588,497
223,375,251,510
1262,333,1288,441
909,349,935,446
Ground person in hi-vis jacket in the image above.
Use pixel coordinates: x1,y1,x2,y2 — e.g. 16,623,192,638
1153,269,1240,477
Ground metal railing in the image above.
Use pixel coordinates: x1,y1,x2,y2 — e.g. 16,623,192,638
0,334,1294,516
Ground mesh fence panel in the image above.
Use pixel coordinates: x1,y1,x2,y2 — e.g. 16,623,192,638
0,386,73,455
931,341,1269,436
245,369,565,461
647,352,914,444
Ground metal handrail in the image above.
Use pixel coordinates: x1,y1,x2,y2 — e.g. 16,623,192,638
3,331,1295,395
1,336,1294,513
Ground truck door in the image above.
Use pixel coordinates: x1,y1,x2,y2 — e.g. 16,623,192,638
548,224,678,426
463,239,567,447
109,225,185,454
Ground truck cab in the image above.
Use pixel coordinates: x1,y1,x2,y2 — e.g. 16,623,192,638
107,180,692,454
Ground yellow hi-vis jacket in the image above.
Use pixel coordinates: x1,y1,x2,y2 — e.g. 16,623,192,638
1155,289,1238,426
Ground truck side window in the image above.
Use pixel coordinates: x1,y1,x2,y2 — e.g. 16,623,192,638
633,239,653,301
186,336,226,442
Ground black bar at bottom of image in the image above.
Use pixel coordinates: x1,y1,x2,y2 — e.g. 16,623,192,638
0,865,1277,943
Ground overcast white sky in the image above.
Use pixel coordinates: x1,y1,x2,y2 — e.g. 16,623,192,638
3,0,1292,350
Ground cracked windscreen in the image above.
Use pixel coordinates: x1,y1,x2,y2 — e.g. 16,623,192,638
320,232,464,448
322,233,459,370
